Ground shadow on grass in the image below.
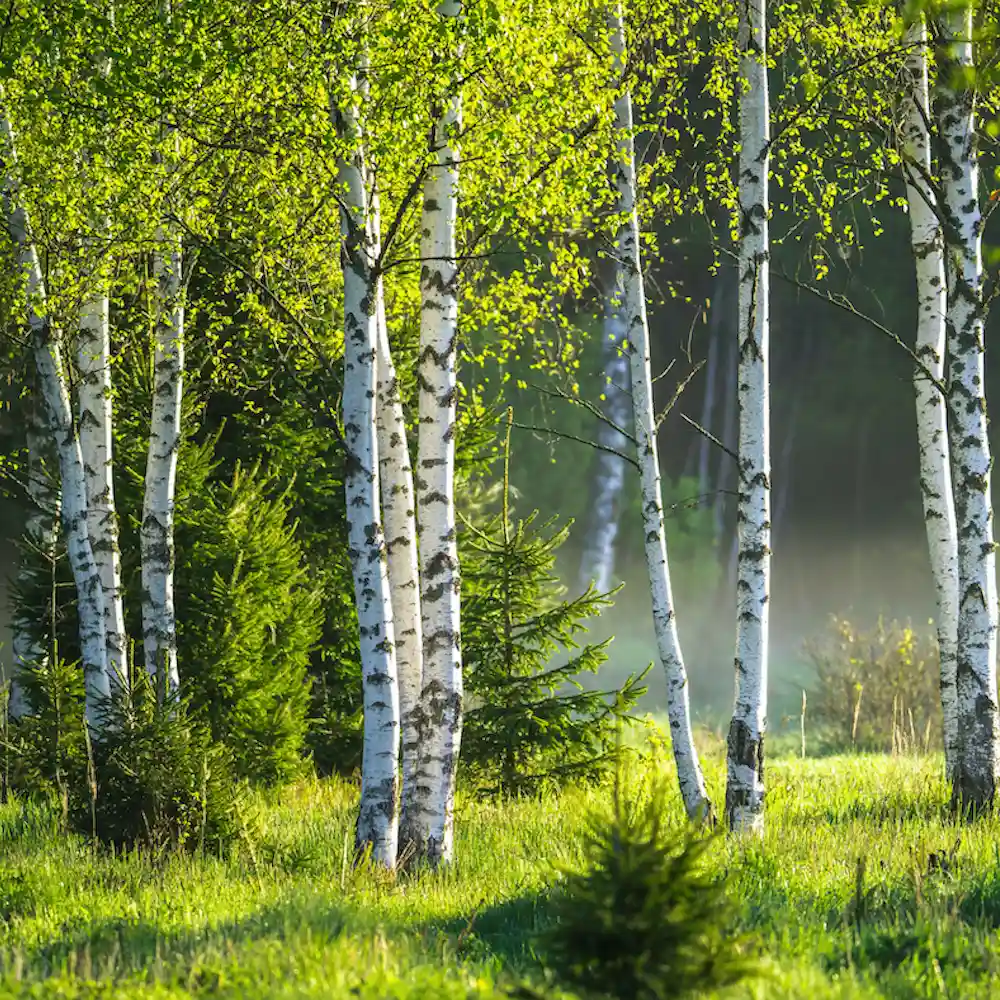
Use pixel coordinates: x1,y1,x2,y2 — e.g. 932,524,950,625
16,882,556,983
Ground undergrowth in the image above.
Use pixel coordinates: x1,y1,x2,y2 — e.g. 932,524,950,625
0,737,994,997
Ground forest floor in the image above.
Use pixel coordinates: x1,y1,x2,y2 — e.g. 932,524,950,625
0,734,997,998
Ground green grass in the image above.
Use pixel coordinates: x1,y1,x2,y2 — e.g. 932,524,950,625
0,733,998,998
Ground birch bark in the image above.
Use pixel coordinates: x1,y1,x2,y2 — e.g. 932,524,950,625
333,76,400,867
141,224,183,699
726,0,771,835
0,112,111,728
608,3,711,822
412,0,464,867
141,0,183,698
934,7,1000,810
900,17,959,781
78,256,127,691
577,260,631,596
368,190,424,856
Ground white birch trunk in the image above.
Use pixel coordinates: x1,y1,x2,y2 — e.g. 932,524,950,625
726,0,771,835
142,0,182,699
141,226,183,699
577,281,631,596
78,264,127,692
10,389,61,719
900,18,959,781
608,4,711,823
412,0,464,867
333,78,400,868
935,7,1000,810
368,192,424,856
0,113,111,728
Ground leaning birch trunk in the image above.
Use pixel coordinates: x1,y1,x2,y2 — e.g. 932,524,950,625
726,0,771,834
332,80,400,868
140,224,183,699
577,261,631,596
412,0,464,867
607,4,711,822
10,387,61,719
0,112,111,728
368,194,424,856
78,256,127,692
900,17,959,782
935,7,1000,811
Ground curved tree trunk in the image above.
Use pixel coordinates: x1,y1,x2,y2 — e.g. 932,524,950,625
608,3,711,823
0,113,111,729
413,0,464,867
900,17,959,781
726,0,771,835
333,77,400,868
934,7,1000,812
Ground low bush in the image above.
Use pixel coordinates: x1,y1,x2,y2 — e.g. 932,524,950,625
805,615,941,754
542,778,758,999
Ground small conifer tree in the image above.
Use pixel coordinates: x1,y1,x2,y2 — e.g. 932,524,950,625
460,411,646,795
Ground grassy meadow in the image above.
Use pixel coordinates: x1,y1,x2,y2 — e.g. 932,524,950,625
0,729,995,999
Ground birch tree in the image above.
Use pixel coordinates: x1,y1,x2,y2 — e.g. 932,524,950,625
899,15,959,781
0,112,112,728
77,251,127,691
369,191,424,856
412,0,464,867
607,3,711,823
332,69,401,867
934,5,1000,811
577,259,631,596
726,0,770,835
141,0,184,699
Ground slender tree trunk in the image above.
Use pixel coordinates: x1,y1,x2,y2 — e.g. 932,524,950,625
934,7,1000,811
141,224,183,698
368,191,424,857
333,77,400,868
712,332,738,547
577,258,631,595
141,0,183,699
695,290,722,500
413,0,464,866
608,3,711,823
726,0,771,834
78,258,127,691
900,17,959,781
0,113,111,728
10,385,61,719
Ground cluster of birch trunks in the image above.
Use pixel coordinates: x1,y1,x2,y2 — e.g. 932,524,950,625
585,0,1000,835
3,0,998,873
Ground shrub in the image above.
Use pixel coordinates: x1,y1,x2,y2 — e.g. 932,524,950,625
460,419,646,796
542,779,758,1000
80,670,252,852
805,615,941,754
172,462,319,785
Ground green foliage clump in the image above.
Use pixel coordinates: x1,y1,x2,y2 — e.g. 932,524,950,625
7,651,85,811
81,671,252,852
173,461,319,785
8,660,250,852
806,616,941,754
460,425,645,796
543,782,758,1000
